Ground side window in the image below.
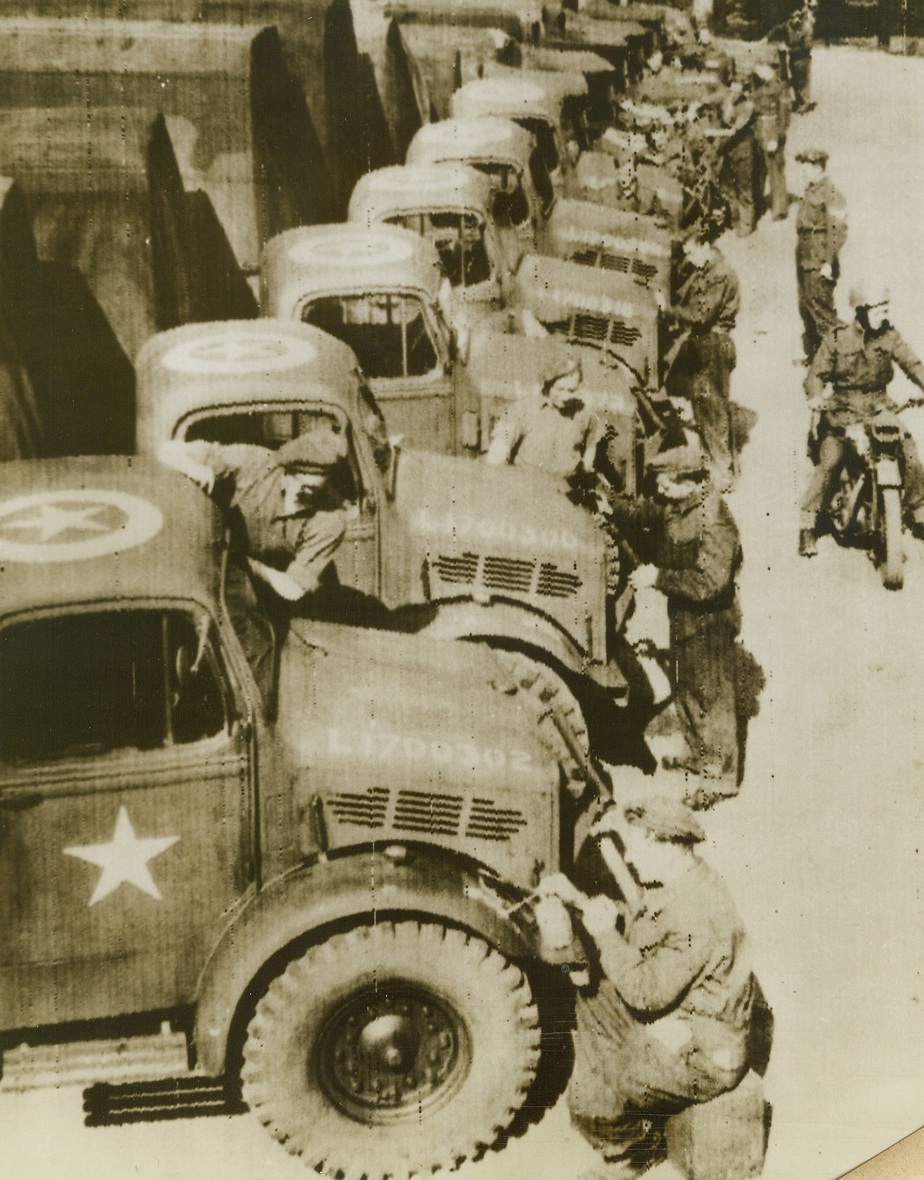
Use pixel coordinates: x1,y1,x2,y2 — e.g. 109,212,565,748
0,611,225,765
185,408,359,504
303,295,438,379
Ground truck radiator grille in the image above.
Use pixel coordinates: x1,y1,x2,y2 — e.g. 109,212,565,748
483,556,533,593
394,789,464,835
432,554,582,600
324,788,527,843
537,563,581,598
465,797,529,842
328,786,390,827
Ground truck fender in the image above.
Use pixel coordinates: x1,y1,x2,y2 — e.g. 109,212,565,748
418,598,589,679
193,848,535,1076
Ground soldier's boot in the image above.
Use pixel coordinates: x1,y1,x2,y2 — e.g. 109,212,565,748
799,528,818,557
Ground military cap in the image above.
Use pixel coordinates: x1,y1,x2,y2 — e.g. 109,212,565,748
275,425,348,473
622,796,706,844
795,148,828,166
649,436,707,478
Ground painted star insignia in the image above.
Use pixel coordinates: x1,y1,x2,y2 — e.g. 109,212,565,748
63,806,180,906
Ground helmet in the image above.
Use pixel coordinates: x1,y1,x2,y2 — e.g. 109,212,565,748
849,281,890,310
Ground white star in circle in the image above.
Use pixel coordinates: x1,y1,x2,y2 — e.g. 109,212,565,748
63,806,180,906
1,503,111,543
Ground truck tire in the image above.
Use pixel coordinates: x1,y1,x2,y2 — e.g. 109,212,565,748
879,486,904,590
495,649,591,760
241,921,540,1180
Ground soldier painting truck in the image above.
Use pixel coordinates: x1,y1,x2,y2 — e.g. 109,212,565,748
0,454,599,1179
135,319,654,747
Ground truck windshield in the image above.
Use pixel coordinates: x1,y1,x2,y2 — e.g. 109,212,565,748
387,211,492,290
302,294,439,379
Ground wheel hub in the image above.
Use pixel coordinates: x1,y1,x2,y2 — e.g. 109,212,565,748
317,984,468,1123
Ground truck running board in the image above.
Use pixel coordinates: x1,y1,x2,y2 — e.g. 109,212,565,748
1,1025,190,1092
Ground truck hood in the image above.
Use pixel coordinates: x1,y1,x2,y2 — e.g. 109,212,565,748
394,447,602,563
277,617,560,794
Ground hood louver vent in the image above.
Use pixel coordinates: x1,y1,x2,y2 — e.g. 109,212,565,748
432,553,581,600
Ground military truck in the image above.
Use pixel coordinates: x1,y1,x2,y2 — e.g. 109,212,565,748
347,162,520,307
136,319,640,727
260,223,481,455
0,454,596,1179
406,116,677,291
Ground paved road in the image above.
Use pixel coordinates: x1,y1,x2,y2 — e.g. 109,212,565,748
4,44,924,1180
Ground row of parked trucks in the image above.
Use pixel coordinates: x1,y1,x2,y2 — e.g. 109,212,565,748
0,2,787,1176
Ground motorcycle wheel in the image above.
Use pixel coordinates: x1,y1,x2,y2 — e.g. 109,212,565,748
879,486,904,590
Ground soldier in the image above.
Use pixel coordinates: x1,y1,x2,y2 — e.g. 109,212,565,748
484,356,603,491
538,796,756,1180
783,1,816,113
604,443,743,807
751,62,791,222
794,149,847,363
662,220,740,489
716,80,758,237
158,427,350,601
799,284,924,556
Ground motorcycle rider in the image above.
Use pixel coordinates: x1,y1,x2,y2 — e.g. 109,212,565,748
799,283,924,557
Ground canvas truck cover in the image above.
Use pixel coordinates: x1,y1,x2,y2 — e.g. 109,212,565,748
262,223,445,317
381,0,545,40
135,320,362,453
0,18,317,357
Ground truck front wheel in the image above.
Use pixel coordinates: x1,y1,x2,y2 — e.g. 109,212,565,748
241,920,540,1179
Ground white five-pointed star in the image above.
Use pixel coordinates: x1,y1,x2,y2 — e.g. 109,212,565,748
1,503,111,543
63,806,180,906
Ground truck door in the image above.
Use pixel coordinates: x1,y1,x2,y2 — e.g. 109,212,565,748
0,607,253,1030
300,293,456,455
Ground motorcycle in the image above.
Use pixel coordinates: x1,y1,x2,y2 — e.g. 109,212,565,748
811,401,924,590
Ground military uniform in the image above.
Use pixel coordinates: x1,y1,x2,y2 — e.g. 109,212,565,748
751,74,791,221
717,90,758,237
801,320,924,529
485,395,603,484
666,250,740,486
569,857,755,1166
607,480,743,790
795,171,847,361
785,6,815,112
176,440,348,594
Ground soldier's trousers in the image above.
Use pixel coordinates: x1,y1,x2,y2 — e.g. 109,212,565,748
761,145,789,220
570,978,744,1170
789,53,812,109
797,267,839,361
676,330,737,486
669,608,741,790
801,429,924,528
719,136,758,236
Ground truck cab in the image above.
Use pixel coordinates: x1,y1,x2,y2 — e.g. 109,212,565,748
260,223,479,456
0,453,594,1180
347,162,519,305
136,320,636,716
407,115,678,294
